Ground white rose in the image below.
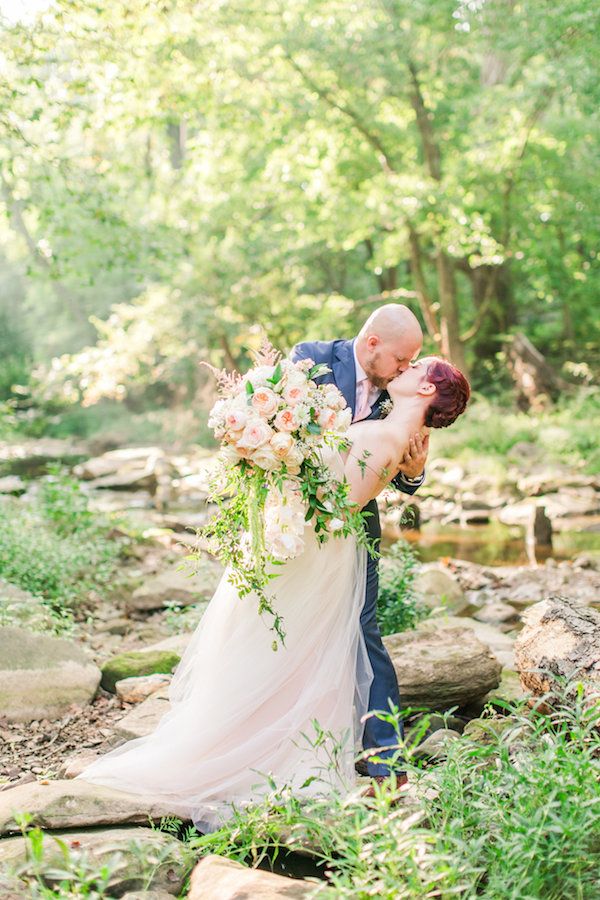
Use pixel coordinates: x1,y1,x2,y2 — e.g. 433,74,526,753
237,418,273,450
270,432,294,458
251,444,280,470
251,387,279,418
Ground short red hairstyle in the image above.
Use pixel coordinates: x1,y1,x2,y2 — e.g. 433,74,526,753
424,359,470,428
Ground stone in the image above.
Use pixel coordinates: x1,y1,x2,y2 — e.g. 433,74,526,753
59,752,103,779
114,687,171,741
0,826,187,896
188,854,314,899
412,728,462,761
0,582,57,632
479,669,530,708
462,715,522,744
539,488,600,520
0,626,101,723
101,650,181,693
126,559,222,612
116,673,173,703
0,438,88,477
0,476,25,495
0,780,190,835
122,893,178,900
413,564,469,614
514,596,600,712
423,614,516,668
384,625,502,710
473,601,519,626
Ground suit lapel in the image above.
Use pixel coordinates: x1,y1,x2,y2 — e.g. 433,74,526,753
366,389,389,420
332,339,357,412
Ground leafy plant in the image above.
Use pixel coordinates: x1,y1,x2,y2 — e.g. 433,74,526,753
377,539,428,636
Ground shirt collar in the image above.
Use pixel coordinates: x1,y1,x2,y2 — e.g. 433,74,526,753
352,340,368,383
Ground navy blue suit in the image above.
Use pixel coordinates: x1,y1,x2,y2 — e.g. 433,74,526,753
290,338,423,776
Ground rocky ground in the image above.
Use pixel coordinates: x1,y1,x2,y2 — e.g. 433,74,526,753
1,439,599,897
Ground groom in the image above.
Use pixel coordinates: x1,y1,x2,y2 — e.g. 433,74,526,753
291,304,428,784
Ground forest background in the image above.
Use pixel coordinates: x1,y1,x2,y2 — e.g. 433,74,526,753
0,0,598,457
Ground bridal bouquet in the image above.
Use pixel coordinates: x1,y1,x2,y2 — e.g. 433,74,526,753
199,339,372,646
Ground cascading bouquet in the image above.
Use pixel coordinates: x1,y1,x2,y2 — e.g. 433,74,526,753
198,339,374,648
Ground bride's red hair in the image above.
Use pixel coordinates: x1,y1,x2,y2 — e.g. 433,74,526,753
424,359,470,428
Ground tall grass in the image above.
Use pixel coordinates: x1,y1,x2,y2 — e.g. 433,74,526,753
183,681,600,899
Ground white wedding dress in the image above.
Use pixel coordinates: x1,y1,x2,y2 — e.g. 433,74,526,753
76,448,373,832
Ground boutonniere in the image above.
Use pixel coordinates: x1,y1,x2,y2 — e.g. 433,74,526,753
379,398,393,419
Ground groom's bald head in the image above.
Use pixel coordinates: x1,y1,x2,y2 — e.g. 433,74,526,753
355,304,423,389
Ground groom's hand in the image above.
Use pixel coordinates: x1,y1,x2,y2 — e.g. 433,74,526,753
398,433,429,479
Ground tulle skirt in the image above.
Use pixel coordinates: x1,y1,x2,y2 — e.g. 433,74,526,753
76,520,372,832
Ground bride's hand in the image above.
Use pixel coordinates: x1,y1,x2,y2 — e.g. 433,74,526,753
397,431,429,479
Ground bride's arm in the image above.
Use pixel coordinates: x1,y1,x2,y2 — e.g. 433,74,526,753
343,431,396,510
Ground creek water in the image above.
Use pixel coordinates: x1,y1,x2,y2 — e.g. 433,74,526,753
391,521,600,566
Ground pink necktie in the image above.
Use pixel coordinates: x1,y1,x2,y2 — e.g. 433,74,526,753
353,378,373,422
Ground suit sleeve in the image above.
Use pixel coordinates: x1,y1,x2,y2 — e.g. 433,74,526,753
289,342,311,364
390,470,425,496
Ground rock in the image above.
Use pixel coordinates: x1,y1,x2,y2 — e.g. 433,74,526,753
101,650,181,693
517,471,600,497
473,600,519,626
514,596,600,712
498,500,536,526
74,447,173,490
462,715,522,744
525,506,552,562
114,687,171,741
96,617,132,636
0,476,25,495
126,559,222,612
0,626,101,723
540,488,600,520
116,673,173,703
479,669,530,708
423,614,516,668
0,581,57,632
384,625,502,710
188,854,314,899
122,892,179,900
0,779,189,835
0,826,187,896
413,564,469,614
412,728,461,761
59,752,103,779
0,438,88,477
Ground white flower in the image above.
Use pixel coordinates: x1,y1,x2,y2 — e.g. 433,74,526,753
335,407,352,431
327,517,345,533
270,432,294,458
244,365,276,389
251,444,280,470
251,387,279,418
237,418,273,450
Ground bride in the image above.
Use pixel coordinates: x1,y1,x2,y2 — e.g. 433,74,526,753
76,355,470,832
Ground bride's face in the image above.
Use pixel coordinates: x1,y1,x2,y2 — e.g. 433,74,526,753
387,357,435,399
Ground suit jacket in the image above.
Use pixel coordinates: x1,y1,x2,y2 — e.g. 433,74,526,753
290,338,424,542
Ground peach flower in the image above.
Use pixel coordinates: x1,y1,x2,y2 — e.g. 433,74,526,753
274,409,298,433
251,388,279,418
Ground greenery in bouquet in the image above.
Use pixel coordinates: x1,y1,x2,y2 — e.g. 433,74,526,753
196,339,375,647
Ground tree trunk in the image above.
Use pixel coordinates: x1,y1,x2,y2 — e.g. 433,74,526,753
505,332,569,411
515,596,600,717
437,252,466,371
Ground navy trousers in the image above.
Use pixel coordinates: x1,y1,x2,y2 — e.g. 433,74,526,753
359,499,405,776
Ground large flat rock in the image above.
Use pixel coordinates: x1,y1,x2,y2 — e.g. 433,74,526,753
113,687,171,740
384,623,502,710
188,854,314,899
0,626,101,722
0,779,188,835
0,825,188,895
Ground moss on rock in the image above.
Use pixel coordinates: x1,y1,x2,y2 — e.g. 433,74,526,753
101,650,181,693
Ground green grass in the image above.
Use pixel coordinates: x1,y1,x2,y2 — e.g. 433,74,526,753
182,681,600,899
0,468,124,622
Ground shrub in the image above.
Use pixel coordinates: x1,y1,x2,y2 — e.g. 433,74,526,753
0,468,122,616
377,539,428,636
